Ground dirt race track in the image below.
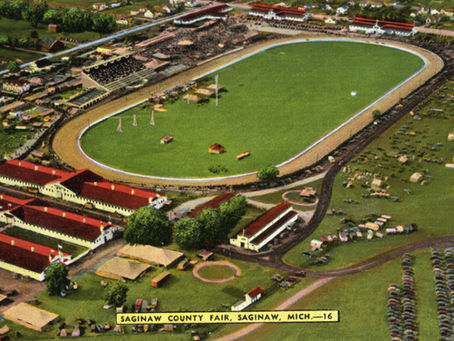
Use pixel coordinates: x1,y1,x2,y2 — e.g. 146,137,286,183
52,34,443,187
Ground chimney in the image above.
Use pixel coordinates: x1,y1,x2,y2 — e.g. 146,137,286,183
52,170,56,175
131,189,135,195
83,218,86,223
111,184,115,191
62,212,66,217
44,207,48,212
0,195,3,200
34,165,38,171
18,161,22,166
11,240,14,246
94,182,98,186
100,224,104,233
31,246,34,252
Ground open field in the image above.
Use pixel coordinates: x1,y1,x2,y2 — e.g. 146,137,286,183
240,250,439,340
0,254,310,339
81,41,424,178
283,79,454,271
0,129,33,156
53,35,443,186
0,47,41,67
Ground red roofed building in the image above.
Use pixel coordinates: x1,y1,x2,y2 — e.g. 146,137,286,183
187,193,235,218
230,203,298,252
3,203,119,249
249,3,309,22
174,4,230,25
231,286,264,311
349,16,416,36
0,160,166,216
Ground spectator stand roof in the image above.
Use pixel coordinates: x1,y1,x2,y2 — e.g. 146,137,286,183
0,159,69,186
351,16,415,31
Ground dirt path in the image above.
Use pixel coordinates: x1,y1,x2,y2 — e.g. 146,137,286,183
193,261,242,284
213,277,335,341
52,35,442,187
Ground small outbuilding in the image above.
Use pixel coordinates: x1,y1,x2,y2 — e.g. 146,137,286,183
409,172,423,183
209,144,225,154
151,271,171,288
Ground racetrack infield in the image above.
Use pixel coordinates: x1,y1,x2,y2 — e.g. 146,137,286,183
53,34,444,186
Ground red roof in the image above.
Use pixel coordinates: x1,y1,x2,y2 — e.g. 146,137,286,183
0,193,35,211
0,239,51,273
351,16,414,30
0,233,70,257
247,286,264,298
251,3,305,16
9,205,110,242
178,4,229,21
0,159,69,186
239,203,292,238
250,210,298,244
187,193,235,218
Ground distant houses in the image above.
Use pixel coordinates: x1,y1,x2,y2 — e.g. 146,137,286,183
230,203,298,252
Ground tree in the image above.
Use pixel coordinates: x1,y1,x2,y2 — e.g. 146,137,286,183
218,195,247,235
22,0,47,27
125,206,172,246
45,263,69,296
197,208,222,244
62,9,92,32
43,8,60,24
7,60,20,73
91,13,117,33
174,217,203,249
373,109,382,120
257,165,279,182
105,282,128,307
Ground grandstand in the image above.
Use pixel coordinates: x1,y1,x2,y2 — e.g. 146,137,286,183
249,3,309,22
173,4,230,25
349,16,416,36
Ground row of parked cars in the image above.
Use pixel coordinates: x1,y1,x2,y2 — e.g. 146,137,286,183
431,249,454,340
387,253,417,341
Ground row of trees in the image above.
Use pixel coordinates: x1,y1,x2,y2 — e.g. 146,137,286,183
0,0,117,33
175,196,247,249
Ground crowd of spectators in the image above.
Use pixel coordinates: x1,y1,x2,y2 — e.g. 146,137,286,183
84,55,145,85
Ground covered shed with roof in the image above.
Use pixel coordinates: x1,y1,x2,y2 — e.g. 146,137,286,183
230,203,298,252
96,256,151,281
117,244,184,268
4,303,59,331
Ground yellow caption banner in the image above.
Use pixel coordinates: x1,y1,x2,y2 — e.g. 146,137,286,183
117,310,339,324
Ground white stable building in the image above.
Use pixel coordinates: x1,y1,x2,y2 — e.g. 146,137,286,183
230,203,298,252
249,3,310,23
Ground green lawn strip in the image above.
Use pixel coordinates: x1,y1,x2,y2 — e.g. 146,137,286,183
283,81,454,270
81,42,423,178
0,129,33,156
250,178,324,211
243,250,438,341
3,226,87,257
0,47,41,68
197,265,235,281
5,256,291,339
0,18,105,46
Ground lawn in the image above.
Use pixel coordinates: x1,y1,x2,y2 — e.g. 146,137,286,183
1,255,301,339
0,129,33,156
0,47,41,67
81,41,424,178
197,265,235,280
250,178,324,211
3,226,88,257
283,79,454,271
241,250,439,341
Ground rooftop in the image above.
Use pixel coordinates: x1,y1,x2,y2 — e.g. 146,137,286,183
187,193,235,218
239,203,292,238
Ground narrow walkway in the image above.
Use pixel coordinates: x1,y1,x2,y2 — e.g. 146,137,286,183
240,172,326,198
213,277,335,341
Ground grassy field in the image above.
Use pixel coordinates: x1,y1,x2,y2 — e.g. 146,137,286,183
0,47,41,67
241,250,439,340
251,178,323,211
197,264,235,280
283,79,454,271
0,255,307,339
81,41,424,178
0,129,33,157
3,227,88,257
